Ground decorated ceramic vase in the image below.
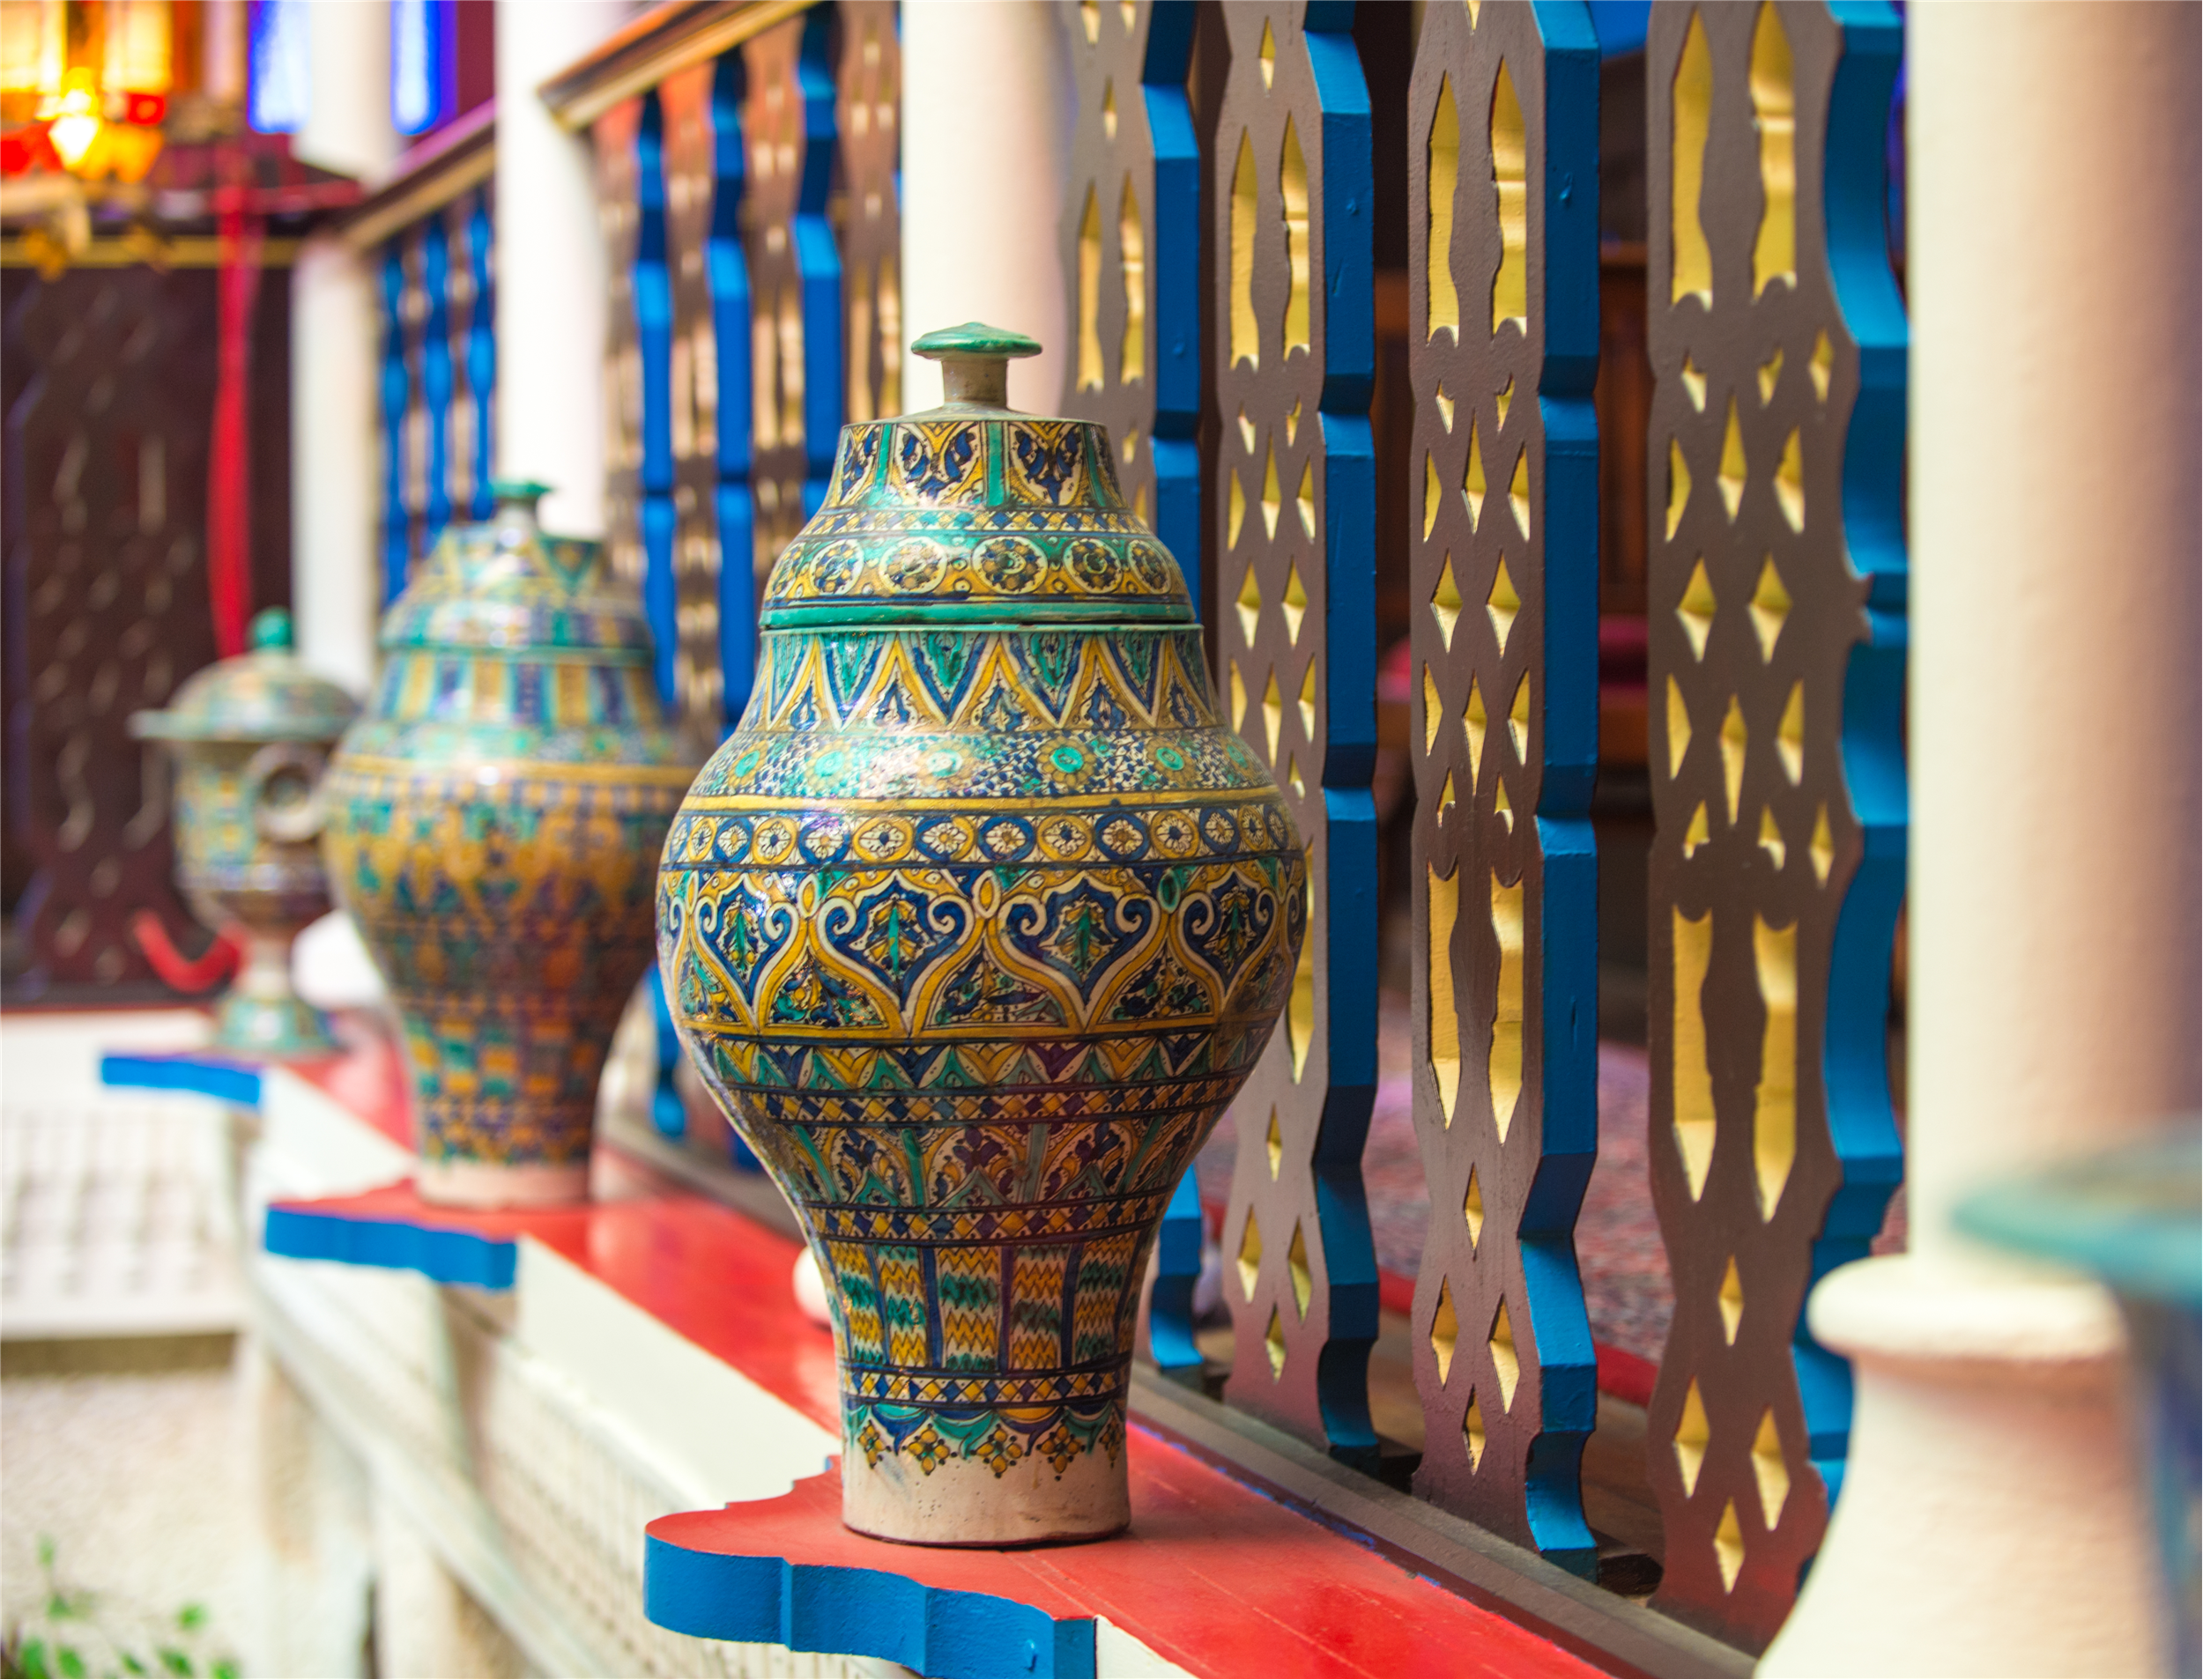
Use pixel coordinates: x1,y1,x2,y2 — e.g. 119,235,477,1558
323,483,698,1207
656,326,1306,1545
131,608,360,1057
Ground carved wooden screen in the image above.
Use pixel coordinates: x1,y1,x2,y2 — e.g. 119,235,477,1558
1211,0,1380,1460
1060,0,1202,595
1405,0,1601,1574
2,264,289,995
836,0,902,430
743,9,842,589
376,185,495,604
1643,0,1906,1647
1057,0,1208,1367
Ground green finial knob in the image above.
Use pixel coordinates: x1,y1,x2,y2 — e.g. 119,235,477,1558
912,322,1042,408
248,607,293,652
486,478,553,511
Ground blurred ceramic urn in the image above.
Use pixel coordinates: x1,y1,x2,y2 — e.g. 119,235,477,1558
656,326,1306,1544
323,483,697,1207
131,608,360,1057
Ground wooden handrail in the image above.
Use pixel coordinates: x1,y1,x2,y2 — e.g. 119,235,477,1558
537,0,820,133
336,100,498,252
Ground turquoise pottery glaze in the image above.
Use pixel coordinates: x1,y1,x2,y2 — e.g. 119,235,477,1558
132,608,360,1058
656,326,1306,1544
323,484,698,1207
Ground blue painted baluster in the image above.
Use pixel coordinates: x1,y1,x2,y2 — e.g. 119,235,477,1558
789,8,842,527
1058,0,1207,1373
378,242,412,603
420,214,453,546
708,50,757,731
635,92,679,709
1210,0,1381,1463
466,189,496,519
1643,0,1908,1643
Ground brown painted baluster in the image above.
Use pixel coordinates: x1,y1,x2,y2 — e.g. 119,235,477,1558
837,0,903,432
1211,0,1381,1463
1644,0,1907,1647
1405,0,1601,1574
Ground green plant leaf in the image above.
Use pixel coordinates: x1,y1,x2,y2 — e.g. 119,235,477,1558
208,1663,238,1679
19,1635,52,1678
174,1609,205,1634
53,1648,84,1680
35,1538,56,1570
157,1649,193,1677
121,1654,149,1676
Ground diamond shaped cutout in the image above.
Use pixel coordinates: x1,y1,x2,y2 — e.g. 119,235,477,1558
1237,406,1256,452
1463,418,1486,530
1423,454,1442,540
1666,437,1691,538
1495,374,1513,428
1718,1255,1743,1343
1297,661,1315,740
1431,555,1464,650
1435,382,1455,432
1719,694,1747,825
1285,752,1305,798
1435,770,1457,824
1665,675,1691,779
1749,557,1790,659
1809,329,1833,400
1228,468,1247,551
1809,803,1834,884
1229,661,1248,730
1261,442,1282,539
1236,1207,1262,1300
1489,1299,1520,1410
1680,353,1706,411
1494,778,1512,833
1717,397,1746,519
1235,562,1263,644
1758,807,1785,871
1683,801,1710,858
1265,1106,1282,1178
1776,680,1805,782
1674,1376,1710,1496
1422,664,1443,754
1463,1387,1487,1470
1464,677,1487,789
1430,1277,1458,1384
1775,428,1804,530
1465,1164,1485,1250
1262,669,1283,764
1264,1304,1286,1375
1281,561,1308,643
1487,557,1520,655
1507,447,1530,538
1678,559,1716,659
1715,1499,1745,1592
1757,345,1784,404
1752,1409,1791,1528
1257,18,1275,87
1286,1219,1311,1318
1507,671,1531,763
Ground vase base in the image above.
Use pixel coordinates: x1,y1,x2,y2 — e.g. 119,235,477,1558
415,1159,591,1208
212,991,337,1061
840,1432,1131,1548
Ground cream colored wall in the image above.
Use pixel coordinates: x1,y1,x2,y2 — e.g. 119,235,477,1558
899,0,1073,413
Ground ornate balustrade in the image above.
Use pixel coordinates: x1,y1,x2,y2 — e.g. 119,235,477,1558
337,104,500,605
524,0,1906,1667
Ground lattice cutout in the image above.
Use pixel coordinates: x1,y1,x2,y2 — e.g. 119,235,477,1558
1644,1,1907,1647
1213,1,1380,1461
1405,0,1598,1573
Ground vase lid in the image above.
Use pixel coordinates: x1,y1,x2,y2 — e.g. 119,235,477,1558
759,323,1195,630
131,608,361,744
377,480,656,662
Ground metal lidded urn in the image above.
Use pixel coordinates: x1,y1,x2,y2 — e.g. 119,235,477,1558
321,481,699,1208
656,325,1307,1544
131,607,360,1058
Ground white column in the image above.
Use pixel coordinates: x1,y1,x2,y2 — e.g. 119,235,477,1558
1762,5,2199,1676
495,0,629,538
900,0,1072,412
287,0,397,695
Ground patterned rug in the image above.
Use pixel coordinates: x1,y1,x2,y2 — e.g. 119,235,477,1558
1195,989,1905,1365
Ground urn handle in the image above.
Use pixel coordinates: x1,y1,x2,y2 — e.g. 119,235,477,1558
243,742,329,845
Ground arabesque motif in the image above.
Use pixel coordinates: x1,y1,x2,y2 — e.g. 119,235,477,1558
658,325,1304,1546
